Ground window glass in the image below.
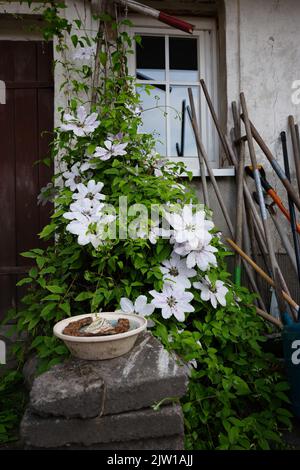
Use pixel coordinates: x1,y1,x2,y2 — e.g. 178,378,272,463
136,36,165,81
138,84,167,156
169,37,198,82
134,28,216,162
169,86,199,157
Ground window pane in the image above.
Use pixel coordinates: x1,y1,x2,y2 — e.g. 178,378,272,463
136,36,165,81
169,37,198,82
137,85,167,156
169,86,199,157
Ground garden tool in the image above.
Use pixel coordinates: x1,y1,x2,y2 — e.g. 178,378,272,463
188,89,266,311
226,238,298,322
200,79,230,165
195,84,292,316
195,83,287,311
281,131,300,320
245,164,300,234
239,94,294,317
289,115,300,198
187,89,209,206
232,102,245,286
115,0,194,34
240,93,279,305
251,189,296,321
240,116,300,212
252,191,298,275
273,268,293,327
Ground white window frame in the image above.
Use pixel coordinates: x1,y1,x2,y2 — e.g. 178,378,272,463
127,15,234,176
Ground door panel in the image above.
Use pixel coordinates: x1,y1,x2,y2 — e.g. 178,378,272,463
0,41,54,320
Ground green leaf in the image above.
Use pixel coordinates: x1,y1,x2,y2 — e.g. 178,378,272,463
276,407,293,417
20,251,37,259
36,257,46,269
28,317,40,331
55,345,68,355
16,277,32,287
99,51,107,66
40,266,56,275
41,303,56,319
233,377,250,395
46,285,65,294
75,291,94,301
30,248,44,255
74,19,82,29
134,34,142,45
154,324,169,344
29,267,38,278
42,294,61,301
275,391,290,404
60,302,71,315
39,223,56,239
258,438,270,450
228,426,239,444
87,143,96,155
71,34,78,47
274,382,290,392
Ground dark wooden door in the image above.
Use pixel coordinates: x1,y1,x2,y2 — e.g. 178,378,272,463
0,41,54,320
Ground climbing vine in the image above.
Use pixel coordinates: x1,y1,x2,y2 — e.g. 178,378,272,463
0,1,292,449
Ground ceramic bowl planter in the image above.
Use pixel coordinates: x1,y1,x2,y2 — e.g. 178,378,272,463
53,312,147,360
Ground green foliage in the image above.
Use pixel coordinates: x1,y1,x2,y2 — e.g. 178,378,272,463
1,4,292,450
0,371,27,445
154,302,292,450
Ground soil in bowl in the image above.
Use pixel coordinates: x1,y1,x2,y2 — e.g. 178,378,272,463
62,316,130,337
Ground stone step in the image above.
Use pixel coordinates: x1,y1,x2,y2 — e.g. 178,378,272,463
21,404,184,449
26,434,184,450
28,332,188,419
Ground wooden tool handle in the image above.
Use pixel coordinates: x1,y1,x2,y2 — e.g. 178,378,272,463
226,238,299,311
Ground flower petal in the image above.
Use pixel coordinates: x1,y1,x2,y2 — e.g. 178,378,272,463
120,297,134,313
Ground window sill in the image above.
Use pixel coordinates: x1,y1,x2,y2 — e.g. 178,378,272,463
168,158,235,177
193,167,236,177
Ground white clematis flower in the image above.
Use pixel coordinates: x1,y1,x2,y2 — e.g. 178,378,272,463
63,199,114,249
72,180,105,203
166,206,214,250
150,284,194,322
194,276,228,309
63,199,103,224
93,140,128,161
154,168,166,178
61,106,100,137
144,150,161,169
80,135,124,171
120,295,155,317
153,159,178,178
64,212,99,247
107,131,124,141
161,253,196,288
185,243,218,271
63,162,90,191
188,359,198,370
135,224,169,245
125,103,142,116
73,44,96,61
68,222,100,248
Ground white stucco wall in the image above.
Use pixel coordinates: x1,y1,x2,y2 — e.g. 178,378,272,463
225,0,300,169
